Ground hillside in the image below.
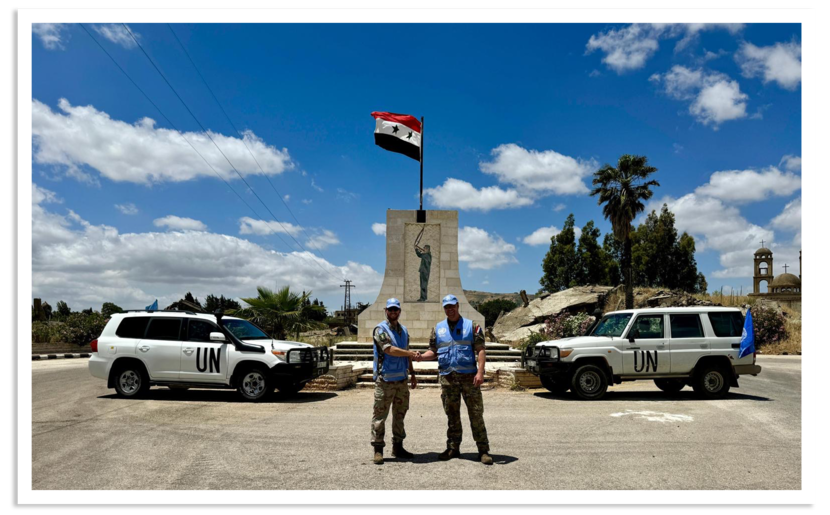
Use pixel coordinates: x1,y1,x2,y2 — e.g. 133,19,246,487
463,289,538,307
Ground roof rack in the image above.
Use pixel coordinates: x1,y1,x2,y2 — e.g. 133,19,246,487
122,309,199,315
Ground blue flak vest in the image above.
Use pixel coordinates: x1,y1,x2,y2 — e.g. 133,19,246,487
434,317,477,376
373,321,409,382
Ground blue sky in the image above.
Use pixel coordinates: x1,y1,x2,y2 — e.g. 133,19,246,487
30,23,802,312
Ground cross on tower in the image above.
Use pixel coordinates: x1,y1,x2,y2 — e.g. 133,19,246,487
783,264,789,273
760,239,765,248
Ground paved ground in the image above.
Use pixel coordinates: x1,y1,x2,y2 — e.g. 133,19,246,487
31,356,800,490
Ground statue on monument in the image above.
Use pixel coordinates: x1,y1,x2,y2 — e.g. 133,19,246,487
414,226,432,302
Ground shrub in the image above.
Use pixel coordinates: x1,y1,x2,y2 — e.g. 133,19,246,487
32,322,53,343
751,306,788,347
54,312,109,346
476,299,519,328
518,312,596,352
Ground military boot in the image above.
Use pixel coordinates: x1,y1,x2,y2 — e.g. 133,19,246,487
392,442,414,459
479,452,493,465
438,448,460,461
373,446,384,465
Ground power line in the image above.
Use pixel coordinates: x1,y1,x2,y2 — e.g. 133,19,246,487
119,24,341,282
79,23,265,223
165,24,334,265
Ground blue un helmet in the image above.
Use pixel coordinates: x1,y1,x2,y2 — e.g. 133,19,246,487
442,294,459,307
386,298,401,309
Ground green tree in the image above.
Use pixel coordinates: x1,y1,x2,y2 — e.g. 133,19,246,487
539,214,580,292
695,272,708,294
602,233,623,286
591,154,660,309
204,294,241,313
55,300,71,319
576,220,609,285
101,302,124,317
477,298,519,327
42,302,53,321
230,286,326,340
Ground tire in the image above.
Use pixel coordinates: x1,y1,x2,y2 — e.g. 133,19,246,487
540,374,569,395
113,364,149,399
654,378,685,393
692,364,731,399
275,381,305,396
237,367,272,402
570,364,608,400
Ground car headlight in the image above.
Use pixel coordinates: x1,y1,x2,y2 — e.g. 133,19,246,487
539,347,550,358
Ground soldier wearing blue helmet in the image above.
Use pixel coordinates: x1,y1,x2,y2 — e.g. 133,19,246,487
416,294,492,465
370,298,420,465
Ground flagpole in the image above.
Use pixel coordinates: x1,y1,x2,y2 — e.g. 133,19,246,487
419,116,424,211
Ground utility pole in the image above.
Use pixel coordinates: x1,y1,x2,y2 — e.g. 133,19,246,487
340,280,355,325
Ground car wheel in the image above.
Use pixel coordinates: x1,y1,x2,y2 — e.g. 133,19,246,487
570,364,608,400
276,381,305,395
114,365,149,399
692,364,731,399
237,367,271,402
540,374,569,395
654,378,685,393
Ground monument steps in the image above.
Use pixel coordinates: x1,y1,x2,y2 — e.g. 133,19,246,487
332,342,523,363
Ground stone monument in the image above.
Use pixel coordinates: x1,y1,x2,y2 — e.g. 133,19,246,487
358,209,484,342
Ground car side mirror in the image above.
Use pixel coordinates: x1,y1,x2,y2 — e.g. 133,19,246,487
628,330,638,343
210,332,227,342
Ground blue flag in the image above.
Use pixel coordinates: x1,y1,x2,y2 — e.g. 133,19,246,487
145,299,158,311
739,308,755,359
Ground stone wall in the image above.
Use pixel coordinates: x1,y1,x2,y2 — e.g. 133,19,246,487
306,364,370,391
496,367,543,389
358,210,483,342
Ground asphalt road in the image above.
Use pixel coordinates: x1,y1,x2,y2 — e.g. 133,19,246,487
31,356,801,490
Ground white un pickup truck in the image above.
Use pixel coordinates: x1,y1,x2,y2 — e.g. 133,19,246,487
88,310,329,401
523,307,761,400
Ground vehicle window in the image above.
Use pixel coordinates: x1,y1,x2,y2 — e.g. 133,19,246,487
116,317,150,338
707,312,744,337
590,314,633,337
188,319,220,342
223,319,271,340
144,318,183,340
670,314,705,338
630,315,664,339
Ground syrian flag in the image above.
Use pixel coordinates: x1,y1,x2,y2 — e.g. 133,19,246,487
371,111,421,162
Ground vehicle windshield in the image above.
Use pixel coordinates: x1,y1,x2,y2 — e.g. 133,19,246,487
590,314,633,337
222,319,271,340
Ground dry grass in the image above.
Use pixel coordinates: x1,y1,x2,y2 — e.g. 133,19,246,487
758,316,802,355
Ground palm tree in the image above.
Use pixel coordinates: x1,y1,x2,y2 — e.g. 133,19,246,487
590,155,660,309
230,286,326,340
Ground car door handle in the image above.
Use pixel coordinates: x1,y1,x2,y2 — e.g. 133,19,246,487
629,346,641,350
183,348,195,355
138,346,150,352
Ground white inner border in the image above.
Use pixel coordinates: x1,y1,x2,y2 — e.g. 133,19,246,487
13,0,825,509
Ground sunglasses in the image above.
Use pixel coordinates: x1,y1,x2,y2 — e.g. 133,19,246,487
387,307,401,312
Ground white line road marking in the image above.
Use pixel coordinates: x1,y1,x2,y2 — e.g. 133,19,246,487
611,410,693,423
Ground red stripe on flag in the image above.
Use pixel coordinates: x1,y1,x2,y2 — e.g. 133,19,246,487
371,111,421,133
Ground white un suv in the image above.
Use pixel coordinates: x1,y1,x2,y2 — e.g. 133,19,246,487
523,307,761,400
88,310,329,401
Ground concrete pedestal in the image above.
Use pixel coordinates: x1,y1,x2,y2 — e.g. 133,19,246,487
358,210,483,342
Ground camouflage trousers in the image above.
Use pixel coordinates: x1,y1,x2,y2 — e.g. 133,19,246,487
440,372,489,453
371,379,410,448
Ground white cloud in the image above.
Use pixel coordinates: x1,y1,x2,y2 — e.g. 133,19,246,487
771,198,801,233
92,24,139,49
424,178,533,212
736,41,801,90
238,217,302,236
553,203,566,212
306,230,340,251
32,23,68,50
779,154,801,172
153,215,207,232
694,167,800,203
522,226,560,246
32,99,294,184
458,227,518,270
283,194,290,202
646,193,783,279
310,179,324,192
301,199,312,205
651,66,748,128
115,203,139,215
372,223,387,236
31,185,381,310
586,24,744,73
479,144,596,196
336,188,358,202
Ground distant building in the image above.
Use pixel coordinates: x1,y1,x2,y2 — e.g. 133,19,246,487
748,244,801,309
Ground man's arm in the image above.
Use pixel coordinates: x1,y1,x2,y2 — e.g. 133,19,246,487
417,327,438,361
473,324,486,387
375,328,419,359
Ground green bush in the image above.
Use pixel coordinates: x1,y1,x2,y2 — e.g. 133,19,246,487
476,299,519,328
519,312,596,352
32,322,54,343
54,312,109,346
751,306,788,347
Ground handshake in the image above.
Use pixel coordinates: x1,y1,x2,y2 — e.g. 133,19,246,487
410,350,424,362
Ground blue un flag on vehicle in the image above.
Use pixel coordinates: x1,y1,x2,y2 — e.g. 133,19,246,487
739,308,755,359
145,299,158,311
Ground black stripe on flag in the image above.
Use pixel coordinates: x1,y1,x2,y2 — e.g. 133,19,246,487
374,133,421,162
